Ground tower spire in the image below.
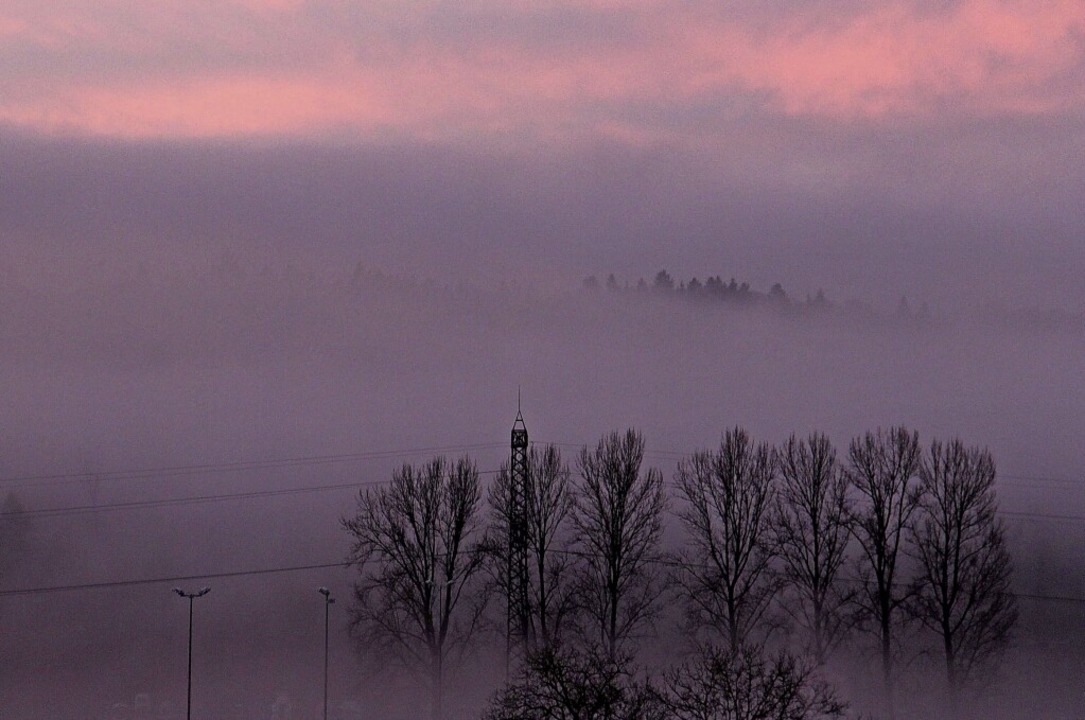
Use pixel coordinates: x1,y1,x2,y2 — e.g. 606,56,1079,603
506,395,531,670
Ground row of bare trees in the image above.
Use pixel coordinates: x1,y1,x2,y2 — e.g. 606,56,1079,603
342,426,1016,719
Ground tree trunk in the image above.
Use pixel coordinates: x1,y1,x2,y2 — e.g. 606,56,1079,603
430,649,443,720
945,635,959,720
881,617,895,719
812,596,826,666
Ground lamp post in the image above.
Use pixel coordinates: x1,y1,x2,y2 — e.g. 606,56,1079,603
174,587,210,720
318,587,335,720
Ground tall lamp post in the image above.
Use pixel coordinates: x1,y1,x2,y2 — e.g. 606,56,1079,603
174,587,211,720
318,587,335,720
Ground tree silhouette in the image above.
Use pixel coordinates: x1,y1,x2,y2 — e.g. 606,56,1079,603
653,270,674,293
573,429,667,659
674,427,778,653
772,434,854,664
343,456,489,720
909,440,1017,715
663,644,846,720
483,645,663,720
846,427,921,716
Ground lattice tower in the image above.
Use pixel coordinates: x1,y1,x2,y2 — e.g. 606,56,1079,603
507,405,533,662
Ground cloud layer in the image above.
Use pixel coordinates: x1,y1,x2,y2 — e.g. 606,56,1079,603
3,0,1084,140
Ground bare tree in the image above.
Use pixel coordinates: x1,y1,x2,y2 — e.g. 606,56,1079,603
343,455,489,720
488,444,577,650
772,433,853,664
845,427,921,716
573,429,667,659
674,427,778,653
483,645,664,720
663,644,846,720
909,439,1017,714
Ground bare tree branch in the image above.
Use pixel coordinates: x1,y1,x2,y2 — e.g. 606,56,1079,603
772,433,854,665
674,427,778,653
663,643,847,720
845,426,921,716
483,645,664,720
342,455,489,720
573,429,667,659
908,439,1017,715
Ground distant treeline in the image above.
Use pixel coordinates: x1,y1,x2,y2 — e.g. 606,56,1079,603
583,270,939,325
584,270,831,307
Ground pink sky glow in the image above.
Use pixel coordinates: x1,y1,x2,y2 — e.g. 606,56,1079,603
2,0,1083,141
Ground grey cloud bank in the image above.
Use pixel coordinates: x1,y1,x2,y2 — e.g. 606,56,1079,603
2,116,1083,311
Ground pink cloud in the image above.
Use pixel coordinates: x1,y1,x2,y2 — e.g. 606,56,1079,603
723,0,1085,116
0,72,398,139
2,0,1083,141
0,15,28,38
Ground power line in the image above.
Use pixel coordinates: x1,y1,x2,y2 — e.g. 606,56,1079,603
548,547,1085,606
1,439,1079,499
534,439,1084,488
5,481,373,519
3,470,1083,526
1012,590,1085,605
0,561,348,598
999,509,1085,524
0,468,503,520
0,442,507,489
998,474,1084,486
4,549,1084,606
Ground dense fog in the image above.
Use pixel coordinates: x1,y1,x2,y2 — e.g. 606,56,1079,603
1,133,1083,719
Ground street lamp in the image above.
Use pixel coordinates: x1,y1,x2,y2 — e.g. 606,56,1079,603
173,587,210,720
318,587,335,720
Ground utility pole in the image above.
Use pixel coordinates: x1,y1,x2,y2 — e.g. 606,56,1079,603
318,587,335,720
173,587,210,720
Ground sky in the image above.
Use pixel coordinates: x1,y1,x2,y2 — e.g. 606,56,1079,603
2,0,1084,310
2,2,1085,718
3,0,1085,142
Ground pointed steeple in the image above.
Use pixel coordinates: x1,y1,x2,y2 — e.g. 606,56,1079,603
511,387,528,449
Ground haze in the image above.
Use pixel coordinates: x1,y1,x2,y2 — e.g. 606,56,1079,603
1,1,1084,718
